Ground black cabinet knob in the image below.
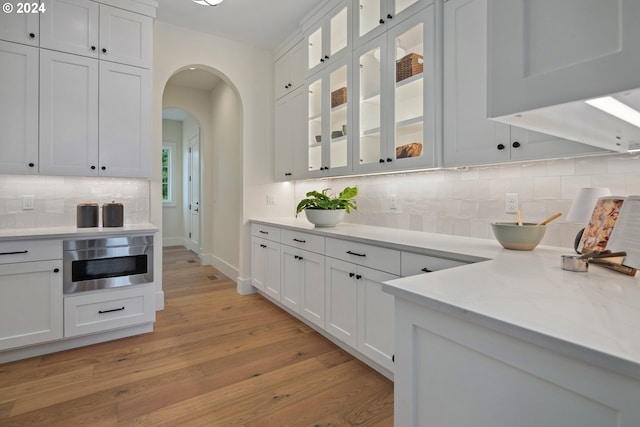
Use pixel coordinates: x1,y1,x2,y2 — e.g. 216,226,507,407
102,48,107,53
28,162,35,167
320,57,325,63
512,141,521,148
356,274,362,280
497,144,505,150
91,165,96,170
324,55,329,59
386,157,392,162
379,158,385,163
387,13,393,19
379,18,385,24
29,33,35,38
53,268,60,273
298,256,303,261
349,272,355,277
101,166,106,170
91,46,96,51
421,267,433,273
284,172,292,176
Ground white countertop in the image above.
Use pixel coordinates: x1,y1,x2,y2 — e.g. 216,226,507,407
0,223,159,241
252,217,640,378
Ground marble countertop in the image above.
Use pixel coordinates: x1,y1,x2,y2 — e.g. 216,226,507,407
252,217,640,378
0,223,159,241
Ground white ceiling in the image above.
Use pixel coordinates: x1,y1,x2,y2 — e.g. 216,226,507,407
155,0,321,51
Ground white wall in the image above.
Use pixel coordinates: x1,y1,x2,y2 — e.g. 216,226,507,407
161,119,184,246
153,21,293,296
295,153,640,249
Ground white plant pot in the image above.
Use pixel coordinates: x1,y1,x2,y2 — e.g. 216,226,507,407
304,209,346,227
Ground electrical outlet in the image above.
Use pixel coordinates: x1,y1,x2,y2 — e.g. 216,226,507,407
22,195,34,210
266,195,275,206
505,193,518,214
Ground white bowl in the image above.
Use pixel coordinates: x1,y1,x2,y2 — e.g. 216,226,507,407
304,209,346,227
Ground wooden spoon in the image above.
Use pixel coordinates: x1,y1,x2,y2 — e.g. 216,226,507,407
516,209,523,226
536,212,562,226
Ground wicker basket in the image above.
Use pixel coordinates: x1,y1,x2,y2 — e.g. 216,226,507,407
396,53,423,82
331,87,347,108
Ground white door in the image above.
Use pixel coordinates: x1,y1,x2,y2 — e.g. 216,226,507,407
188,131,201,253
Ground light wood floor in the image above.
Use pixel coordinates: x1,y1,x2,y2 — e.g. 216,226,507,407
0,246,394,426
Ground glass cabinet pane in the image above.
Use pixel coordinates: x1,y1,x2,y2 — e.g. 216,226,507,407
358,0,382,39
395,0,419,15
330,7,348,56
358,46,382,165
329,65,348,169
308,79,322,171
394,21,424,161
308,27,322,70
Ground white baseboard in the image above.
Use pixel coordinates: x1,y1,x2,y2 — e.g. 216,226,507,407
236,276,255,295
201,253,239,284
163,237,185,247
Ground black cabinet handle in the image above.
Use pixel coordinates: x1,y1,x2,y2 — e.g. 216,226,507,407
260,244,267,248
298,256,304,261
512,141,521,148
91,165,96,170
379,158,385,163
497,144,505,150
91,46,96,51
324,55,329,59
379,18,385,24
392,354,395,362
284,172,292,176
347,250,366,257
387,13,393,19
349,272,355,278
259,230,268,234
29,33,35,38
53,268,60,273
320,57,325,63
28,162,35,167
421,267,433,273
293,238,306,243
99,306,125,314
102,48,107,53
101,166,106,170
356,274,362,280
386,157,393,162
0,250,28,256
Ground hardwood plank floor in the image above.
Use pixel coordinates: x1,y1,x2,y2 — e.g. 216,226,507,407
0,246,394,426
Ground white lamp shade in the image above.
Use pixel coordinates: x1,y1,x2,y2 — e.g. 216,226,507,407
566,187,612,223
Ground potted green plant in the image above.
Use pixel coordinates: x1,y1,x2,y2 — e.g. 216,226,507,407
296,186,358,227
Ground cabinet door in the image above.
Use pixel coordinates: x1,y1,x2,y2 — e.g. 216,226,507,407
442,0,510,167
251,237,281,299
299,250,325,329
307,2,349,74
0,4,39,46
281,245,303,313
99,61,151,178
40,0,100,58
354,0,427,48
325,258,358,347
275,41,305,100
274,86,306,181
358,265,397,371
387,6,436,170
39,49,100,176
99,4,152,68
0,260,63,351
0,41,39,174
251,237,267,291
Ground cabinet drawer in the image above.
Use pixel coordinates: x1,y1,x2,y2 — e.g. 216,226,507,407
401,251,469,277
0,239,62,264
64,283,155,337
326,238,400,275
251,223,281,242
281,229,324,254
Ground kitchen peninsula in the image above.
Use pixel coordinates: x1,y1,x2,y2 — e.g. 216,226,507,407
251,218,640,426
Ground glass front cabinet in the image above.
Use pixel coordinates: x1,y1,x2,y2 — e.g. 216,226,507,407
307,2,350,75
353,4,436,173
354,0,429,47
307,60,352,177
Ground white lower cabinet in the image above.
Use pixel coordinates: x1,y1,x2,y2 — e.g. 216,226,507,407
0,260,63,351
325,258,359,348
281,246,325,328
64,283,155,337
251,236,281,297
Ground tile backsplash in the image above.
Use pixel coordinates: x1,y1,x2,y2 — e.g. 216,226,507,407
294,154,640,249
0,175,150,230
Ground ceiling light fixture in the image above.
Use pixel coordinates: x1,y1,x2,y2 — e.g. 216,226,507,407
192,0,223,5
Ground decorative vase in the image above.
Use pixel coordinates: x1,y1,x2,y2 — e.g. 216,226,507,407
304,209,346,227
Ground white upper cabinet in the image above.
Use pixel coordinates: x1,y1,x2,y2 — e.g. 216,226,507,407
487,0,640,152
0,41,39,174
0,4,40,46
40,0,152,68
353,0,427,47
354,5,436,173
274,40,306,100
39,50,151,178
443,0,606,167
275,86,307,181
306,1,350,75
